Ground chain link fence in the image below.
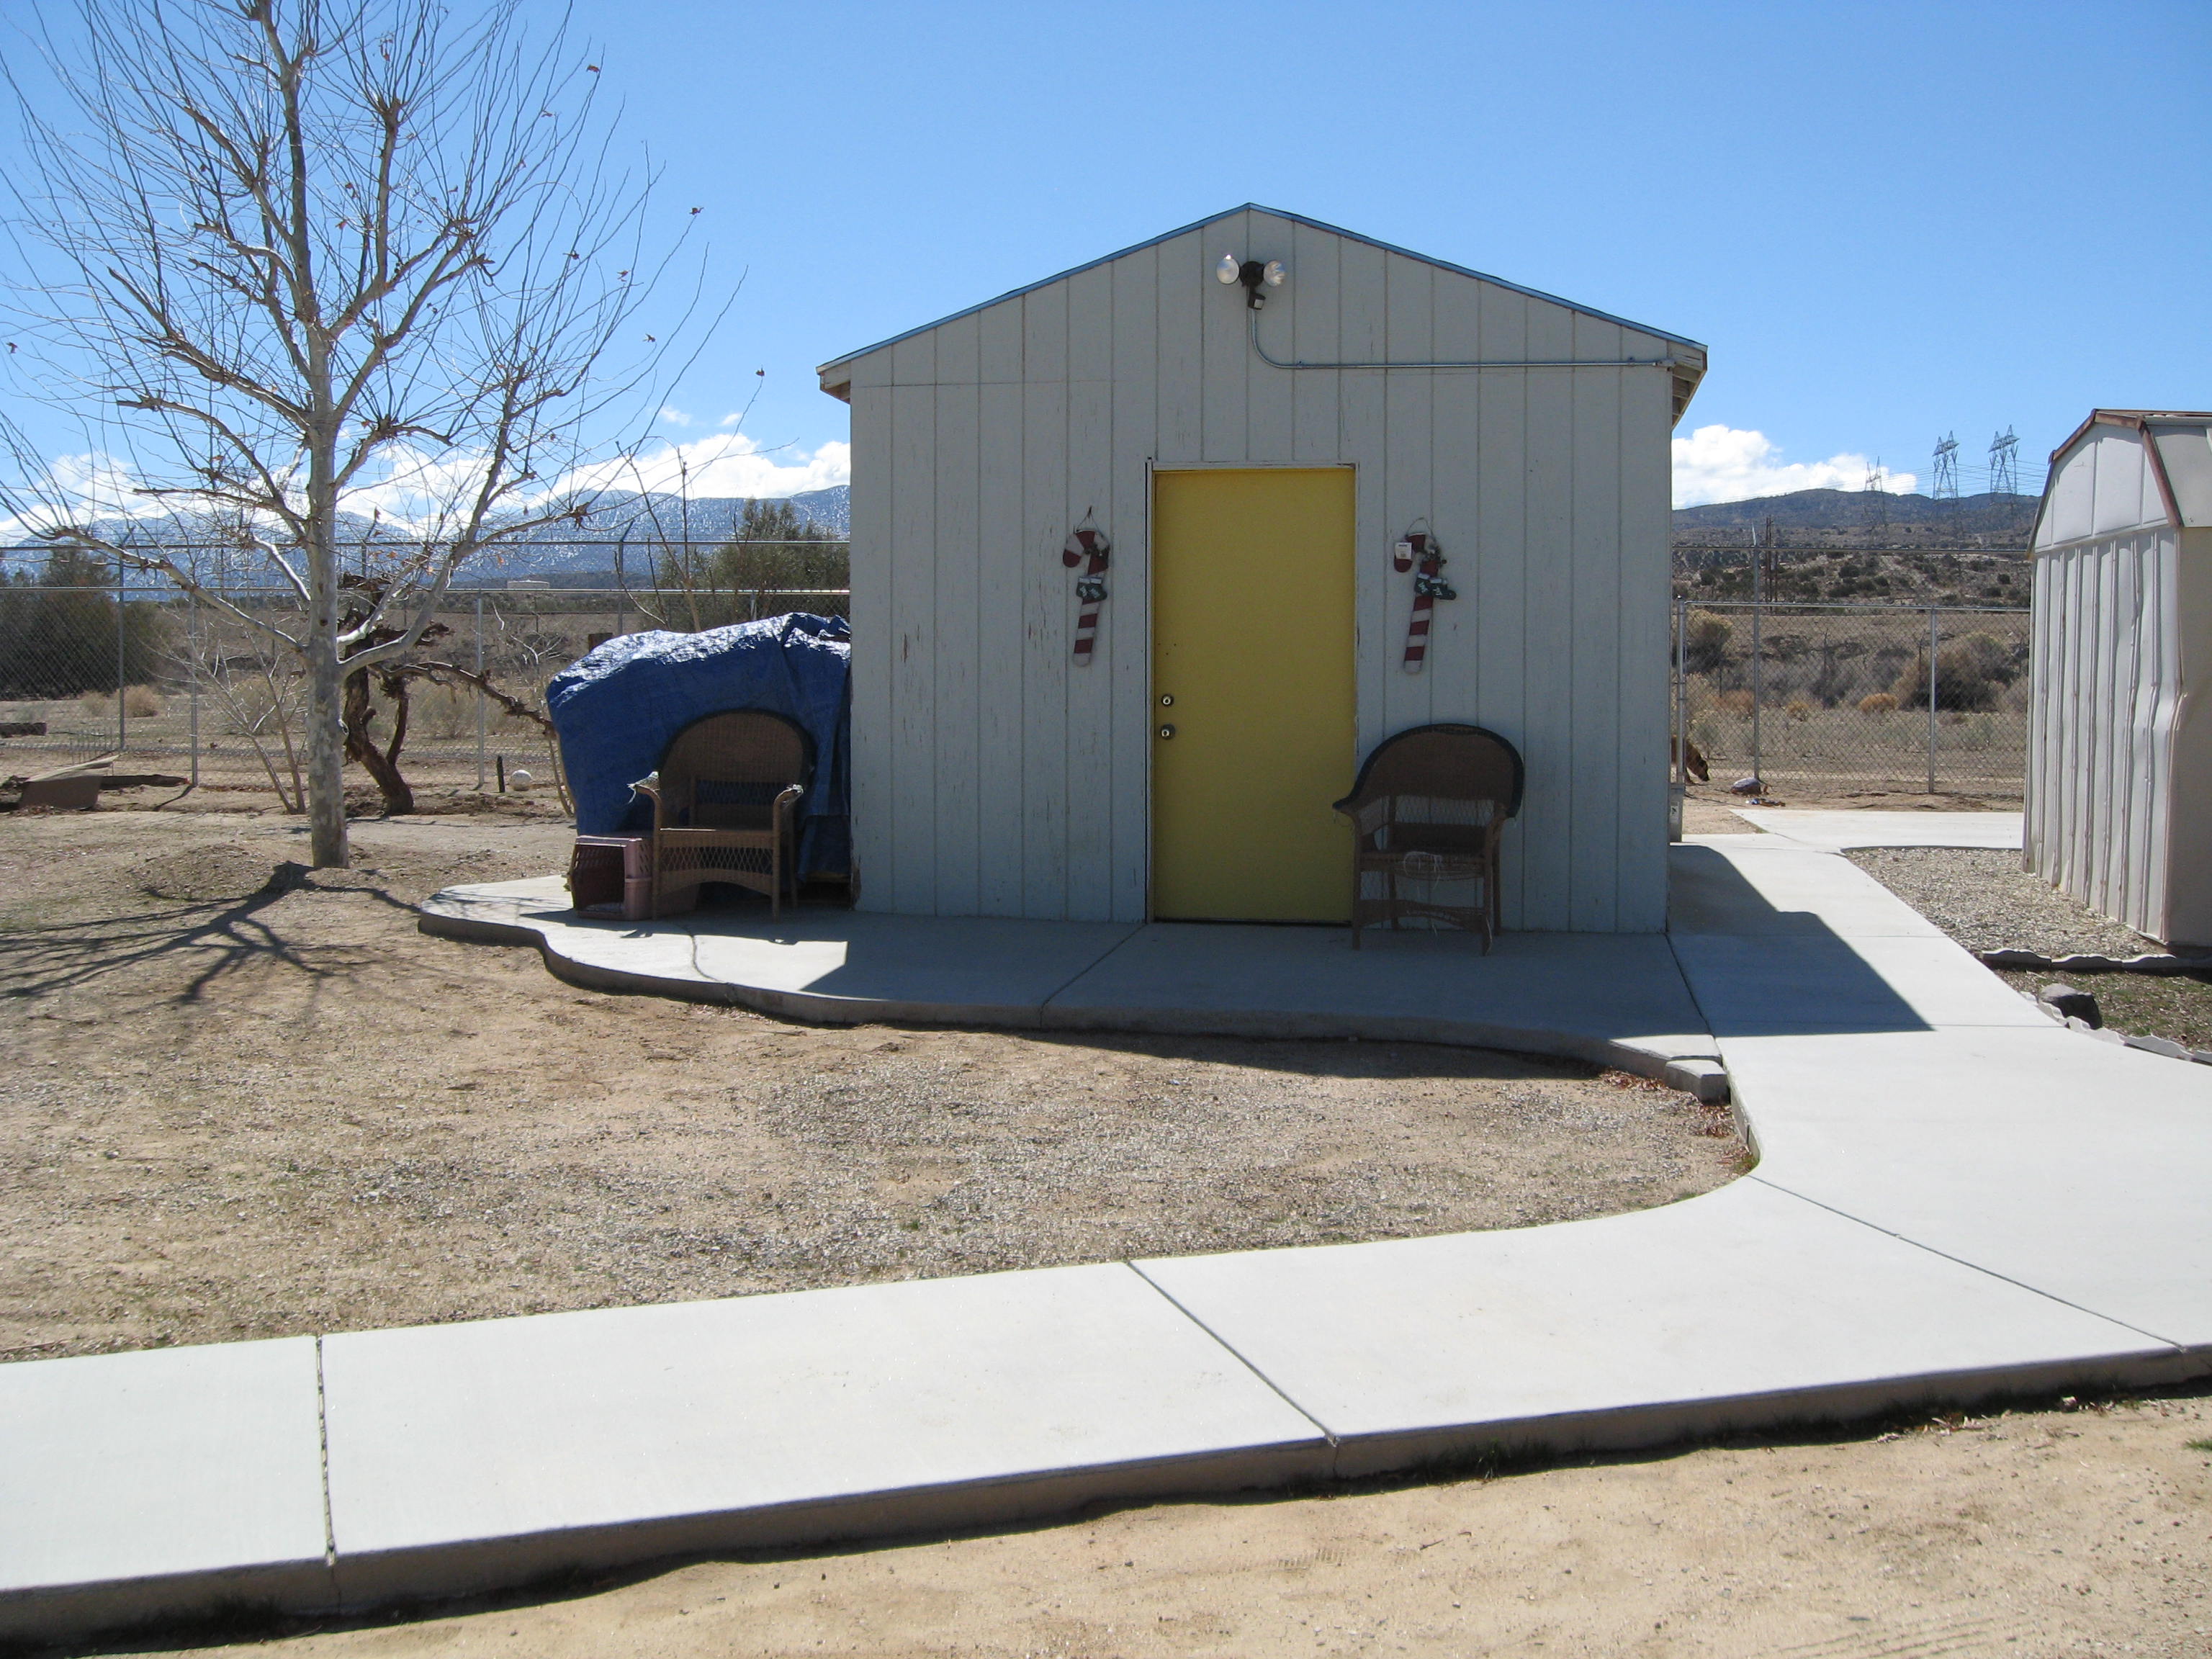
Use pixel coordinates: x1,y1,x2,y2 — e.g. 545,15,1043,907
0,576,848,805
1672,598,2032,799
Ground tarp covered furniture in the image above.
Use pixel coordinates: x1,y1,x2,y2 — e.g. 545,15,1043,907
1334,724,1525,952
548,614,851,883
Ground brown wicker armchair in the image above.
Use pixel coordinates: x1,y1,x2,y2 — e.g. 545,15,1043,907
1334,724,1525,951
631,710,813,920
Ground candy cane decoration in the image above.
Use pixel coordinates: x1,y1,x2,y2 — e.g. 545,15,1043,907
1400,529,1457,673
1061,519,1111,665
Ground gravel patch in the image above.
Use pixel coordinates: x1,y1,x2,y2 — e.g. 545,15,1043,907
1,809,1742,1362
1844,847,2155,958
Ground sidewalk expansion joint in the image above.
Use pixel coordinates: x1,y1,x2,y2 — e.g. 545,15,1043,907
1745,1174,2193,1357
313,1335,337,1572
1038,926,1146,1012
1122,1259,1341,1454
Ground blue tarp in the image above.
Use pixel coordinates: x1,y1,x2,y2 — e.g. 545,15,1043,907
547,613,851,878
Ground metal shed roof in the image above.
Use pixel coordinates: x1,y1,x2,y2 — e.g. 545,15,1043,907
2032,410,2212,549
816,203,1707,395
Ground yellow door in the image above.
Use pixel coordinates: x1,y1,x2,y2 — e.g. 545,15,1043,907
1152,467,1356,922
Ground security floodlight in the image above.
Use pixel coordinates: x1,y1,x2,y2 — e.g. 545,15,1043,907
1264,260,1287,287
1215,254,1240,284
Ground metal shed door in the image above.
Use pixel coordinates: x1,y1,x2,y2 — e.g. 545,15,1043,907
1151,467,1356,922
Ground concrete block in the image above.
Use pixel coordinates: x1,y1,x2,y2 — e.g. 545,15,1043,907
1660,1057,1730,1103
322,1263,1326,1608
0,1338,332,1642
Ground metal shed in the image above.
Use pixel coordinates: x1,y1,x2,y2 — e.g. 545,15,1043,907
816,205,1706,932
2026,410,2212,948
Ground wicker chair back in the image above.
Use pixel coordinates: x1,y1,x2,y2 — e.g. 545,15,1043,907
658,710,812,830
1332,724,1524,951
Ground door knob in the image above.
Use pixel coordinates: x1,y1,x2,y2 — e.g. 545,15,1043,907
1157,724,1176,739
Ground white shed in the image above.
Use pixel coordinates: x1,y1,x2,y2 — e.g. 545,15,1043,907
2026,409,2212,948
816,205,1707,933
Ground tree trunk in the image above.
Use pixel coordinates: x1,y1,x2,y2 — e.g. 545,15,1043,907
305,621,349,866
342,665,415,817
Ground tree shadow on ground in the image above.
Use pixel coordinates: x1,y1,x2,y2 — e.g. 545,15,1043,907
0,863,420,1003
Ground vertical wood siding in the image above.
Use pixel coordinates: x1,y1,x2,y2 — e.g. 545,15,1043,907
844,209,1681,931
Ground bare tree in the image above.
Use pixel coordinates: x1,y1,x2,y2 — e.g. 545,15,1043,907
0,0,704,864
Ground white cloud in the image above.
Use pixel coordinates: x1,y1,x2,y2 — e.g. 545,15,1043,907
557,433,850,502
1672,425,1916,508
659,406,693,428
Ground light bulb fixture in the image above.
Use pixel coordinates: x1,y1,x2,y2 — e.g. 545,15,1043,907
1220,256,1289,310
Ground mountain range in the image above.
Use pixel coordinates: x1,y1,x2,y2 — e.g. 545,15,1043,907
12,480,2042,580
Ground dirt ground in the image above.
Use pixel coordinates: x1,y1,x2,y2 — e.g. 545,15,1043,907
17,801,2211,1659
0,805,1738,1363
76,1393,2212,1659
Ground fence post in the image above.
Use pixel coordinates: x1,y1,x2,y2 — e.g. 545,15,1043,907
1926,605,1940,795
187,593,201,790
114,556,128,755
1673,595,1687,838
475,593,487,791
1750,547,1764,789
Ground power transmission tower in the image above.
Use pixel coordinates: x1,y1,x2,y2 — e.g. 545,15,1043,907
1989,427,2019,495
1862,457,1889,542
1933,433,1961,502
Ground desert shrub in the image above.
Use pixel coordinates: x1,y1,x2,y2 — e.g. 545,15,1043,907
125,685,163,718
1890,632,2018,711
1785,698,1812,721
1683,611,1732,674
1858,692,1899,714
1716,689,1755,716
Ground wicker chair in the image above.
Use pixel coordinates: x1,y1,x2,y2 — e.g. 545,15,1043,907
631,710,813,920
1333,724,1525,952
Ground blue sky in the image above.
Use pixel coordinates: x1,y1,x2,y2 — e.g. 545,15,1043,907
6,1,2208,512
578,0,2208,506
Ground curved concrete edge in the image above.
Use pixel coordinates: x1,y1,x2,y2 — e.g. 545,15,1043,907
328,1439,1332,1611
415,900,1732,1102
0,1560,338,1648
1323,1348,2208,1481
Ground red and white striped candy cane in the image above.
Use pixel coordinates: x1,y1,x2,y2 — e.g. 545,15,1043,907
1061,525,1111,665
1401,534,1457,673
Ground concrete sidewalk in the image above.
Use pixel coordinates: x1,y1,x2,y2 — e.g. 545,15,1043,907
4,840,2207,1642
1727,808,2024,850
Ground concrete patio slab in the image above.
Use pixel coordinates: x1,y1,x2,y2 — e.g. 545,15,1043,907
1047,922,1718,1071
1136,1178,2185,1477
423,877,1138,1025
0,1337,332,1640
421,882,1719,1081
320,1262,1328,1606
1723,1027,2212,1350
1730,809,2023,850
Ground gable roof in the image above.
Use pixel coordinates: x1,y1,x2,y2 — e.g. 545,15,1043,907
816,203,1707,387
2032,409,2212,547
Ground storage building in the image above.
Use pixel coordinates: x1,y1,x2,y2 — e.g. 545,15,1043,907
815,205,1707,932
2026,410,2212,948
